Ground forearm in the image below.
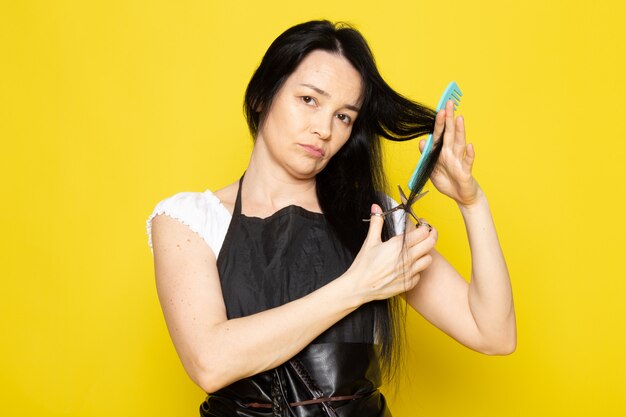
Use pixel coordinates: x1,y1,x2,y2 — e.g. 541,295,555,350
459,188,516,353
193,272,363,392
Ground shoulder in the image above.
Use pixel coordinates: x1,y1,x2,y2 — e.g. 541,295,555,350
146,190,231,257
212,180,239,216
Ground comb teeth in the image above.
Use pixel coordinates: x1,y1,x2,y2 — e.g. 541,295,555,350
436,82,463,111
448,94,461,110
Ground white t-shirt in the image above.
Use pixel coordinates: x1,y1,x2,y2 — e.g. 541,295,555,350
146,190,406,257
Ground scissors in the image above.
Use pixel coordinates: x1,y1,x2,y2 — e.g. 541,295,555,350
362,185,428,225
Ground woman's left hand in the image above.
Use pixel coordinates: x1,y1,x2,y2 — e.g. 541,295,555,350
420,99,482,206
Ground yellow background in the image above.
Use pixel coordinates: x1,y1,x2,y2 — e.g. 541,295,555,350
1,1,625,416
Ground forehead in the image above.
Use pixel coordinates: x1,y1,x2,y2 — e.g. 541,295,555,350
284,50,363,105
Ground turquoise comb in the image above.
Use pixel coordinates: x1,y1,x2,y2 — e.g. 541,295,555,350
407,81,463,192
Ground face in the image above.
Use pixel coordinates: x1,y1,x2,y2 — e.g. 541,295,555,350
255,49,363,180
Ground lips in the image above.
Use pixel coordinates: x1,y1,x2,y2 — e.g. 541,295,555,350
299,144,326,158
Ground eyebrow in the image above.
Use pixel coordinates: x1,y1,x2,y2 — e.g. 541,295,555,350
300,83,360,112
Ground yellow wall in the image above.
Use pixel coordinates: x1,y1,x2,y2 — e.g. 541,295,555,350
2,1,624,416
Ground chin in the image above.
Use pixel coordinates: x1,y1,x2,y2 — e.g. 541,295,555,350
287,161,326,179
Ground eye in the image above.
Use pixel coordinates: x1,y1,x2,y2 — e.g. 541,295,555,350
301,96,316,106
336,113,352,125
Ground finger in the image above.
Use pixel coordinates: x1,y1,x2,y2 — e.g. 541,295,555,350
404,217,438,246
404,223,431,247
410,253,433,276
416,221,438,245
442,100,456,151
416,217,432,232
404,254,433,290
407,232,437,260
419,139,426,153
453,114,466,157
432,109,445,147
427,224,439,243
463,143,475,172
364,203,385,245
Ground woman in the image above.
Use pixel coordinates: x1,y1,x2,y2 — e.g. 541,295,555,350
147,20,516,417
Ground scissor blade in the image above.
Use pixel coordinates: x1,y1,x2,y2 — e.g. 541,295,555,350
412,190,429,202
398,185,409,206
397,185,429,223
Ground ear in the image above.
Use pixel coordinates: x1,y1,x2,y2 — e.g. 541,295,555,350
253,98,264,113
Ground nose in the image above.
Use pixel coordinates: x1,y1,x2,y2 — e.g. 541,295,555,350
310,112,332,140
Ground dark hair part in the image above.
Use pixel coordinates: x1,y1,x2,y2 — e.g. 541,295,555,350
244,20,441,383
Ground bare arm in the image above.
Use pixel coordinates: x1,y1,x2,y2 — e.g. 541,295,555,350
150,204,436,393
405,189,516,355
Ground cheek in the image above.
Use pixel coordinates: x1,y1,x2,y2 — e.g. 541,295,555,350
262,98,300,136
263,110,294,144
338,126,354,147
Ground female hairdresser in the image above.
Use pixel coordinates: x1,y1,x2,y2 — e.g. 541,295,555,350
147,20,516,417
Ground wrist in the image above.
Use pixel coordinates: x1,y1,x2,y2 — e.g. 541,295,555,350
334,269,369,309
457,186,487,213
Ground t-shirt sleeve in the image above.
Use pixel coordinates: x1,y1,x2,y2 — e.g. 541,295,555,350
382,193,406,236
145,191,230,257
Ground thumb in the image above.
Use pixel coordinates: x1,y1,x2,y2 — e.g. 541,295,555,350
364,203,385,245
419,139,426,153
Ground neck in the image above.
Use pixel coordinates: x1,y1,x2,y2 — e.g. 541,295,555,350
242,141,319,213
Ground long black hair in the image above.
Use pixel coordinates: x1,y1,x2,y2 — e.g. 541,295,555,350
243,20,441,383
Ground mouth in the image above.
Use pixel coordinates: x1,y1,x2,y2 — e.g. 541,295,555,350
299,144,325,158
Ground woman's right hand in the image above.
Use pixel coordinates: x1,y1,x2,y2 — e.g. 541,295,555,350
345,203,437,303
